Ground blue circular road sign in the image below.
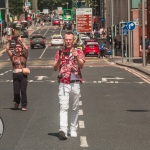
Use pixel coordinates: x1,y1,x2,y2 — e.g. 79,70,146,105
127,22,136,31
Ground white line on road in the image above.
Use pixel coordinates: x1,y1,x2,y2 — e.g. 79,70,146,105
79,110,83,115
39,46,48,58
79,101,82,106
80,136,89,147
79,120,85,128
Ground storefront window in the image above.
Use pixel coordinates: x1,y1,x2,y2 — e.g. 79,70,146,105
131,0,146,9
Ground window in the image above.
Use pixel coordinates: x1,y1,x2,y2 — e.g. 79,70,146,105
131,0,146,9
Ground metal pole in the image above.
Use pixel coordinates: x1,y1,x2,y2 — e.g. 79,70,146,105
111,0,114,58
128,0,131,63
121,22,124,62
142,0,146,66
131,31,133,61
125,35,127,61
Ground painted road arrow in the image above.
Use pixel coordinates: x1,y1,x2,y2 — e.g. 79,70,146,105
35,76,49,80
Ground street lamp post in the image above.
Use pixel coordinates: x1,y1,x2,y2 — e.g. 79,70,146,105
66,2,69,9
111,0,114,58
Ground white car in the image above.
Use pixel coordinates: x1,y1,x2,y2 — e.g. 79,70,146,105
51,34,64,46
79,35,90,45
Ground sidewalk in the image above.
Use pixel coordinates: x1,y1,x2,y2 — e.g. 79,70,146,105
107,56,150,76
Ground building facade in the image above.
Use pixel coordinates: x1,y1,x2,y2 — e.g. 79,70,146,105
105,0,147,57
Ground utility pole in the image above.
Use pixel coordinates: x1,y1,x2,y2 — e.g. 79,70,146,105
5,0,9,25
142,0,146,66
111,0,114,58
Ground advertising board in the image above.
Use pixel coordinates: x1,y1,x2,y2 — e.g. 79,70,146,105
76,8,92,33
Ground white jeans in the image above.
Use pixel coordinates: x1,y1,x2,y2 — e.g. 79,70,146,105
58,82,80,132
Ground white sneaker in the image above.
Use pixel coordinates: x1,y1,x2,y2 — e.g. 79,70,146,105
70,130,77,137
59,130,68,140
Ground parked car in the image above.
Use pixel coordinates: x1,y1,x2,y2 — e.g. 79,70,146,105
63,21,72,30
30,34,46,49
53,18,60,25
79,35,90,45
51,34,64,46
83,42,100,57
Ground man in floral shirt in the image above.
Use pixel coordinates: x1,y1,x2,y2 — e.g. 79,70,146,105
54,31,85,140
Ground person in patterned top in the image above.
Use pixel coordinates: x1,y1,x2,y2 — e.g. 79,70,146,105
54,31,85,139
6,36,29,111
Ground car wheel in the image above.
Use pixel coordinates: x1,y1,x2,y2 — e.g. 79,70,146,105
43,45,46,48
31,45,34,49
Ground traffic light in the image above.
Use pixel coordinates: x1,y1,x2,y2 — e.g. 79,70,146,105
116,24,119,35
113,25,116,36
108,27,111,35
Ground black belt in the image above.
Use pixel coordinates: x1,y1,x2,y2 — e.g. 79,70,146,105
70,80,80,83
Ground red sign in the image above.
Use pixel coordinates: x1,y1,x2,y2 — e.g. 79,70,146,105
76,8,92,33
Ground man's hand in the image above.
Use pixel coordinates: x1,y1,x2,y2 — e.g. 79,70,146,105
72,48,78,57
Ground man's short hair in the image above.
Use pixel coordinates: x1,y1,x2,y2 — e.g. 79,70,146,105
65,31,74,36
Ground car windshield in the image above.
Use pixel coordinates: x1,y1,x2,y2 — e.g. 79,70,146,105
53,36,62,39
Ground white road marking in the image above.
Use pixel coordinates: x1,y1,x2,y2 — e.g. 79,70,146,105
39,46,48,58
35,76,49,80
79,120,85,128
79,110,83,115
102,77,124,82
79,101,82,106
80,136,89,147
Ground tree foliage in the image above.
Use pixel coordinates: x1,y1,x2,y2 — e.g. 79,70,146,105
37,0,72,11
9,0,24,15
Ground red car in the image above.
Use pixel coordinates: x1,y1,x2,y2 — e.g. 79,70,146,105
83,42,100,57
53,19,60,25
82,39,96,49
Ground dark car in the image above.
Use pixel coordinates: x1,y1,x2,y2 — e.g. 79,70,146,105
43,16,51,22
10,36,17,49
30,34,46,49
20,29,28,38
63,21,72,30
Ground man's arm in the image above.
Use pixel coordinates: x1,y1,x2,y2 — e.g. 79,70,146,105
53,50,62,71
53,59,61,71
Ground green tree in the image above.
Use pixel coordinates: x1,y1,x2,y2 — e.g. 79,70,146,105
37,0,72,11
9,0,24,16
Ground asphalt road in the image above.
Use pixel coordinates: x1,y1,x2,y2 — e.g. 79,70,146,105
0,23,150,150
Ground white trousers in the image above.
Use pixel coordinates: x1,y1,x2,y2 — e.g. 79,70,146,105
58,82,80,132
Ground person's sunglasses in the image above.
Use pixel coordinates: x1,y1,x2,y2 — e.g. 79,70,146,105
15,46,22,49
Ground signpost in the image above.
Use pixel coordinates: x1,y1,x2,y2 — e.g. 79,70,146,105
127,22,136,31
0,10,2,44
76,8,92,33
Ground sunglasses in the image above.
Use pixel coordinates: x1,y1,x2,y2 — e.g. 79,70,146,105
15,46,22,48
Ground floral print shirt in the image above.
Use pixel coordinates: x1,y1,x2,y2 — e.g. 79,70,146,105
54,49,85,84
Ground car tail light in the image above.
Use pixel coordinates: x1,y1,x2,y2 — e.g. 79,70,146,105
42,39,45,43
30,39,32,43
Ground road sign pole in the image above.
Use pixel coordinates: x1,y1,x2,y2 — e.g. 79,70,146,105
121,22,124,62
128,0,131,63
111,0,114,58
142,0,146,67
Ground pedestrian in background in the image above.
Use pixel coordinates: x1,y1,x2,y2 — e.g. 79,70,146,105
6,36,29,111
53,31,85,140
99,42,106,58
140,35,150,65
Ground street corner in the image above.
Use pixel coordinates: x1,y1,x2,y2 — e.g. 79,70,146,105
0,117,4,139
